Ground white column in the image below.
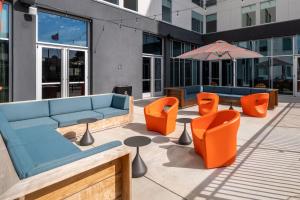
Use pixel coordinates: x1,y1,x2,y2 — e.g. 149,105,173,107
233,59,237,87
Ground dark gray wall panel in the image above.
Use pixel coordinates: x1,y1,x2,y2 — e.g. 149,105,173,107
12,1,37,101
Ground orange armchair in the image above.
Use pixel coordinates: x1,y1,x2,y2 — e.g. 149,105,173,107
144,97,179,135
241,93,269,118
197,92,219,116
191,110,240,169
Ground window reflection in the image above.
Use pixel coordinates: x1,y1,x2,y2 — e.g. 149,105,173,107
254,58,270,88
143,33,162,55
272,56,293,95
38,11,88,47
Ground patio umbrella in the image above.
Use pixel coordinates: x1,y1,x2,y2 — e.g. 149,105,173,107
177,40,263,86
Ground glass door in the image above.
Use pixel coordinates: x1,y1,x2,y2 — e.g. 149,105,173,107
68,49,88,97
40,47,63,99
142,57,151,98
37,45,88,99
294,57,300,96
211,61,220,86
154,57,163,96
142,56,163,98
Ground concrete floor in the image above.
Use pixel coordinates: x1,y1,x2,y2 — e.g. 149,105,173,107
77,97,300,200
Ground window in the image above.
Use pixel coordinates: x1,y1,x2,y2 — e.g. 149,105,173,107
272,56,293,94
260,0,276,24
222,60,233,86
295,35,300,55
103,0,119,5
0,3,9,103
273,37,293,56
143,33,162,55
162,0,172,23
206,0,217,7
184,43,191,53
192,11,203,33
192,0,204,7
255,39,271,56
237,41,254,50
206,13,217,33
38,11,88,47
237,59,253,87
254,57,271,88
185,60,192,86
124,0,138,11
242,4,256,27
172,41,182,57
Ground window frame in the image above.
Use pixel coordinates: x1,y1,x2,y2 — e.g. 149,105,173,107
0,2,12,102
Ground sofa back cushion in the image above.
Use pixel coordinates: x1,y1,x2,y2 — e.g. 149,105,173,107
111,94,129,110
49,97,92,116
0,112,35,179
0,100,49,122
231,87,251,96
214,86,232,94
91,94,113,109
251,88,268,94
185,86,201,95
203,86,215,93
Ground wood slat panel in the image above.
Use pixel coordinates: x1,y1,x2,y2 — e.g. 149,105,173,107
25,159,122,200
65,174,122,200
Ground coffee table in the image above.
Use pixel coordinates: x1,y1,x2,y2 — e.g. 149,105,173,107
77,118,97,146
176,118,192,145
124,136,151,178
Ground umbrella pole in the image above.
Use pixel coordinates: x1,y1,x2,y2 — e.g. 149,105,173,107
233,59,237,87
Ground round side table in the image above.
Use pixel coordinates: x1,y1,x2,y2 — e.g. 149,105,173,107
124,136,151,178
77,118,97,146
177,118,192,145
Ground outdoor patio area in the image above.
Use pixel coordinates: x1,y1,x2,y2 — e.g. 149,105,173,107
70,97,300,200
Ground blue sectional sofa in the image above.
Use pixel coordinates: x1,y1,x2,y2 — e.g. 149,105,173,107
165,85,278,109
0,93,130,179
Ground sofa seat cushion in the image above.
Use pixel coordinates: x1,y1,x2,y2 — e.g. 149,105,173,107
51,111,103,127
26,140,122,179
15,126,80,167
0,100,50,122
214,86,232,94
91,94,113,109
49,96,92,116
94,107,129,118
10,117,59,130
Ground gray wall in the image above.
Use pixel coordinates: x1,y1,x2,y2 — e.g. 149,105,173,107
11,0,202,101
13,1,37,101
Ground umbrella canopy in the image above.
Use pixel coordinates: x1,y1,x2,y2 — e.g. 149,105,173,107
177,40,263,61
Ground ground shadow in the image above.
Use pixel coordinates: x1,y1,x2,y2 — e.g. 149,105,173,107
123,122,159,136
159,144,204,169
63,131,77,141
152,136,170,144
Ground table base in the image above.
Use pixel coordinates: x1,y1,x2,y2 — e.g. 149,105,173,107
79,129,95,146
132,147,147,178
